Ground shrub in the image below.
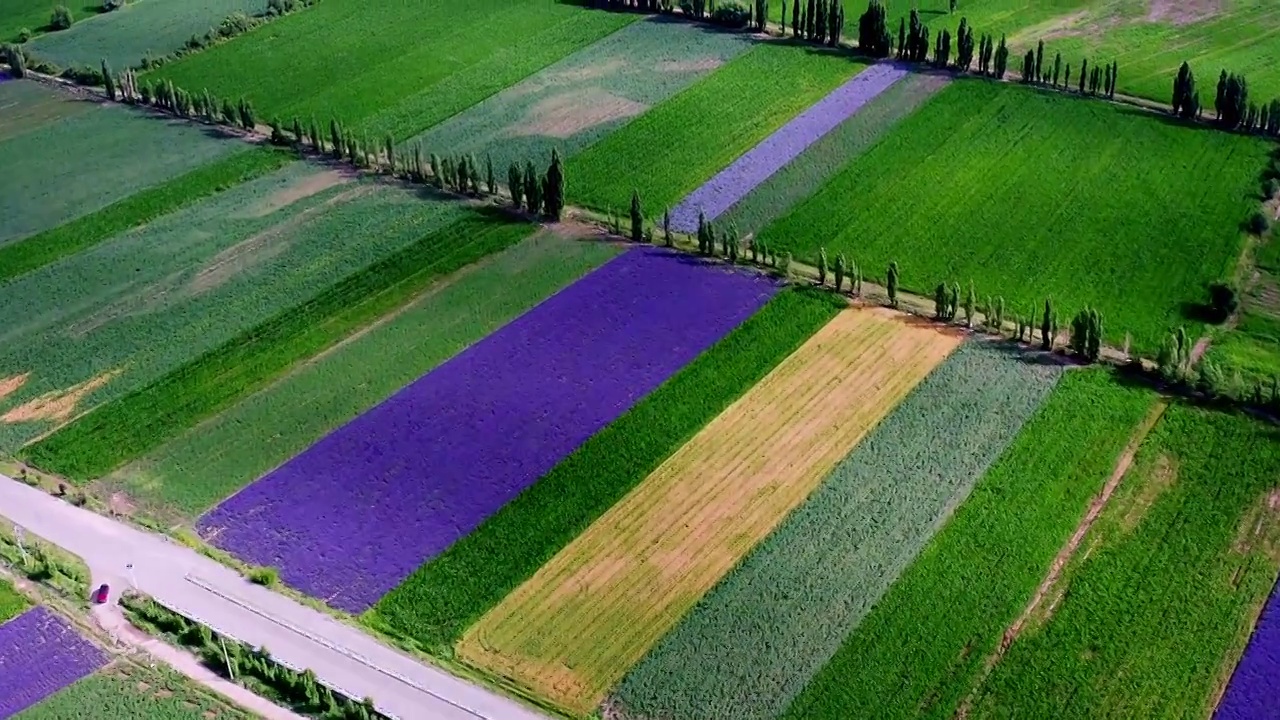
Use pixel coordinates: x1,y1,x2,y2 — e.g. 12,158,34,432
709,1,751,27
1248,210,1271,235
102,0,125,10
1207,282,1239,323
50,5,73,30
247,566,279,586
16,28,31,42
1266,178,1280,199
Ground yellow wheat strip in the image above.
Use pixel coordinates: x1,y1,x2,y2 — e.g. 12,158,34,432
457,307,963,714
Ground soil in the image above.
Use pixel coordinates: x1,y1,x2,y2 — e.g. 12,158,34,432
510,89,648,139
655,57,725,73
236,168,354,219
1147,0,1222,25
0,373,29,403
0,369,123,424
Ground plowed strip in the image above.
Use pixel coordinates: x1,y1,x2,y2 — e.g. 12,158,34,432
457,307,962,714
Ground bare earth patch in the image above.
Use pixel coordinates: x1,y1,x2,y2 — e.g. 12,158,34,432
1147,0,1222,25
504,59,629,100
0,373,29,403
0,369,123,424
235,168,355,219
509,89,648,140
656,57,725,73
1232,488,1280,562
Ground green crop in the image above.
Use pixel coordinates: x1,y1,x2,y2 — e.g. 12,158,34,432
15,671,250,720
0,577,27,624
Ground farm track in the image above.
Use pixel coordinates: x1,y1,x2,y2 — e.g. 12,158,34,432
458,307,962,715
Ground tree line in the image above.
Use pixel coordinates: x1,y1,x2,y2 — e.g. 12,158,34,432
1172,62,1280,138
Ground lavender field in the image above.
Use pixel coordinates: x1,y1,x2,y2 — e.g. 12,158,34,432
1217,582,1280,720
0,607,106,718
669,63,908,233
200,247,777,612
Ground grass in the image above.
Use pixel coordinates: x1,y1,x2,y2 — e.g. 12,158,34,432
780,368,1156,720
23,209,532,481
1205,312,1280,386
405,17,753,181
0,0,103,44
0,148,292,285
0,165,466,453
718,72,948,236
366,287,844,652
109,232,622,518
568,42,866,214
26,0,264,71
456,307,961,715
0,576,28,624
0,93,247,245
614,341,1065,720
759,79,1270,353
971,404,1280,718
147,0,635,139
14,666,251,720
0,80,91,144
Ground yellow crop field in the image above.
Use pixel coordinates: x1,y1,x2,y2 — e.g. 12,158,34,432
456,307,963,714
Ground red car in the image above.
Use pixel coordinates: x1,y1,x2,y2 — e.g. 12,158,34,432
92,583,110,604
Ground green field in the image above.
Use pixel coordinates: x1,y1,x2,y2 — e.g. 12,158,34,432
23,207,530,482
366,287,845,652
0,576,27,623
614,340,1064,720
16,668,251,720
147,0,635,139
0,86,246,245
26,0,264,71
407,16,752,181
0,164,466,453
106,232,621,519
759,79,1269,353
0,148,292,285
0,79,92,144
0,0,102,44
971,404,1280,718
1205,312,1280,387
781,369,1156,719
569,43,865,214
718,71,948,236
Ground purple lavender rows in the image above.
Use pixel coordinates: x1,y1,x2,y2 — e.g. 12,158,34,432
670,63,909,233
200,247,778,613
1216,579,1280,720
0,607,107,718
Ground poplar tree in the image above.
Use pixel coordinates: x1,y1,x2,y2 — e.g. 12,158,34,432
630,190,644,243
1052,52,1062,87
101,59,116,100
508,163,523,208
663,209,673,247
524,160,540,212
544,149,565,219
834,253,846,292
1035,40,1044,83
384,134,396,173
934,283,948,320
1041,299,1053,350
485,154,496,196
818,247,828,285
1079,58,1087,93
964,281,976,327
886,261,899,307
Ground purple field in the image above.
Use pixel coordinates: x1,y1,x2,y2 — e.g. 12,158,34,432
0,607,107,718
1217,580,1280,720
669,63,908,232
200,247,777,612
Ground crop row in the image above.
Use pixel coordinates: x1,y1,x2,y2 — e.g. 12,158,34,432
23,208,529,480
616,340,1065,720
367,287,845,651
0,577,27,625
0,607,106,718
781,368,1156,719
14,671,250,720
972,403,1280,718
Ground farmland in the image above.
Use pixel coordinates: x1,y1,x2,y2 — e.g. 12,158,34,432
0,79,91,143
0,0,102,44
0,577,26,624
147,0,635,138
1218,585,1280,719
16,668,251,720
0,85,246,245
759,79,1270,352
458,307,961,715
198,248,777,613
614,340,1064,720
568,42,865,214
107,232,623,519
26,0,264,71
781,369,1156,719
369,286,845,650
0,607,106,717
969,405,1280,718
8,167,469,455
406,17,753,181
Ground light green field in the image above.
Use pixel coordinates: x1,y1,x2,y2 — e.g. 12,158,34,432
760,79,1269,353
0,576,27,624
106,232,622,518
0,163,465,452
0,79,91,144
26,0,264,71
406,17,753,182
0,0,102,44
971,404,1280,719
0,85,246,245
146,0,635,139
17,667,251,720
569,42,865,214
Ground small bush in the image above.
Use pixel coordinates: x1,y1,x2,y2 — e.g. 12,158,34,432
247,566,279,586
17,28,31,43
709,1,750,27
50,5,73,30
1249,210,1272,235
1266,178,1280,199
102,0,125,11
1208,282,1239,323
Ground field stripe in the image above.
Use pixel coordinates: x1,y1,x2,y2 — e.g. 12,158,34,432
1217,580,1280,719
669,62,908,233
0,148,293,286
458,307,962,715
0,607,107,717
197,248,777,613
780,369,1156,720
614,340,1065,720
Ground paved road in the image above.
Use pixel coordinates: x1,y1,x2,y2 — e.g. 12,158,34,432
0,475,549,720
